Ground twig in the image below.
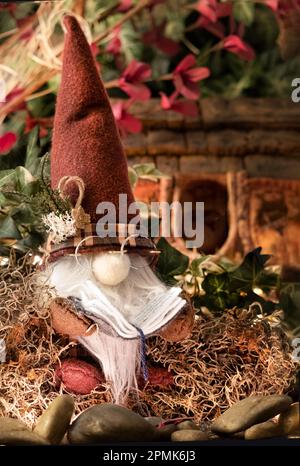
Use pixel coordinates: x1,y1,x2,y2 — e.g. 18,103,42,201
93,0,151,43
73,0,86,17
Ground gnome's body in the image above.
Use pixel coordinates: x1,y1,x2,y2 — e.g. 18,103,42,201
43,16,194,404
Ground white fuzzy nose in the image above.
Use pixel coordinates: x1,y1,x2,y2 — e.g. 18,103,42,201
92,252,131,286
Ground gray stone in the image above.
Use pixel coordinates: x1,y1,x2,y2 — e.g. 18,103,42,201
0,418,49,445
177,420,198,431
34,395,74,444
278,402,300,436
245,420,284,440
68,404,156,444
211,395,293,435
155,424,178,441
171,429,210,442
144,416,163,427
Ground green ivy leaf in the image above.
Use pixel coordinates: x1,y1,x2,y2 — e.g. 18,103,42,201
25,126,41,177
279,283,300,332
156,237,189,285
10,204,37,225
227,247,271,292
0,216,21,240
128,167,138,188
233,0,255,26
201,273,231,311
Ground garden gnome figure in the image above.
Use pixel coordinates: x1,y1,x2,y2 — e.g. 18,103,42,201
42,15,194,403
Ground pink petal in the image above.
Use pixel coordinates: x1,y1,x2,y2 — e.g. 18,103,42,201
223,35,255,61
157,36,181,56
143,24,180,56
0,132,17,154
114,103,142,136
160,92,171,110
216,2,232,17
173,75,200,100
117,0,132,12
119,112,142,134
106,36,121,55
265,0,279,11
185,66,210,82
193,0,218,22
196,16,225,39
112,101,124,120
119,80,151,101
122,60,151,83
90,42,100,57
1,88,26,111
175,54,196,73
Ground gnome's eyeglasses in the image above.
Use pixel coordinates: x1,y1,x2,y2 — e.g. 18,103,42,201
74,234,161,269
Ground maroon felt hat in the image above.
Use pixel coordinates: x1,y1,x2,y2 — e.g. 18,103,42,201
48,15,155,260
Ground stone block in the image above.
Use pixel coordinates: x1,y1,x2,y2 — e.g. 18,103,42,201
156,156,179,175
179,155,243,173
245,155,300,179
147,130,186,155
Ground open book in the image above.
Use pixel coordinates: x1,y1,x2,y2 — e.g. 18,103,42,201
71,280,186,339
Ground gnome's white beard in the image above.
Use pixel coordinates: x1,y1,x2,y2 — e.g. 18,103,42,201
42,255,185,403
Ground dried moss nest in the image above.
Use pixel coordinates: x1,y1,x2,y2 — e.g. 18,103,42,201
0,254,297,426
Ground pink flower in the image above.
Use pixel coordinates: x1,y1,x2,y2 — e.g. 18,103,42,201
112,101,142,136
192,0,232,22
173,54,210,100
117,0,133,12
119,60,151,101
265,0,279,10
160,92,199,117
0,88,26,111
25,114,50,138
223,35,255,61
196,15,225,38
106,27,122,55
143,24,180,56
90,42,100,58
0,132,17,154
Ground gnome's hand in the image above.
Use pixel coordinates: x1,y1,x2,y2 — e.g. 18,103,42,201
49,297,96,339
157,298,195,342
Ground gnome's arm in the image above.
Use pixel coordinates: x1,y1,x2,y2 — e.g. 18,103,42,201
156,297,195,342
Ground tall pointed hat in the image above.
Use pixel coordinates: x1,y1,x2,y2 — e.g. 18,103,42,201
49,15,154,260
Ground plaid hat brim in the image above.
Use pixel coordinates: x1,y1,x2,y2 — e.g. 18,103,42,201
47,223,156,263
